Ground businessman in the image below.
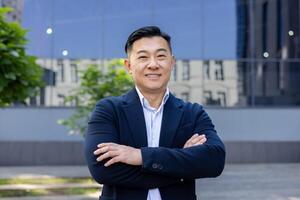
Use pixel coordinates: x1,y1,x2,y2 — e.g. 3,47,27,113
85,26,226,200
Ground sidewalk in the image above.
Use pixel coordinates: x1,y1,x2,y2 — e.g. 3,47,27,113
0,164,300,200
197,163,300,200
0,166,91,179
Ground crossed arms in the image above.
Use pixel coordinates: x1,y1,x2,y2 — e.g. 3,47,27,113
93,133,207,167
85,99,225,189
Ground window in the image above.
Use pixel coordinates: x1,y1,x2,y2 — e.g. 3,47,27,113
171,63,177,81
57,94,65,106
203,60,210,80
204,90,213,104
182,60,190,81
262,2,268,53
217,92,227,106
262,63,267,96
204,90,220,105
276,0,283,50
56,59,64,83
71,62,78,83
215,60,224,80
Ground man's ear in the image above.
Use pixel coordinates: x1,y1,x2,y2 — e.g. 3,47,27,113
124,59,132,74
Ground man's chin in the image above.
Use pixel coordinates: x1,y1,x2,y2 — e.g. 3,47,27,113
145,86,166,93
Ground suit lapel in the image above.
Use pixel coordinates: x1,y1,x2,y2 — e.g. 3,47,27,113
122,89,148,147
159,94,184,147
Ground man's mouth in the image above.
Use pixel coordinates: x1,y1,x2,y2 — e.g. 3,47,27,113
145,74,161,78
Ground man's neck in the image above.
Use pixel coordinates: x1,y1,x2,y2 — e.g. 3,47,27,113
137,87,166,109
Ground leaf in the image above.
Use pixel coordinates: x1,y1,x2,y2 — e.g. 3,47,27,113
0,42,6,50
0,7,44,107
4,73,16,80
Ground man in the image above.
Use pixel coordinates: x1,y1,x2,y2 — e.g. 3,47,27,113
85,26,225,200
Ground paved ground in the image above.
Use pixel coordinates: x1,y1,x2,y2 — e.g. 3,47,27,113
197,163,300,200
0,163,299,200
0,166,90,179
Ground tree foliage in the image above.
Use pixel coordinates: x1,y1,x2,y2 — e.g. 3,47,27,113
0,7,43,107
58,59,133,136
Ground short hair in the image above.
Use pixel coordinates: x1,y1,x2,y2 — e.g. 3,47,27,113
125,26,172,54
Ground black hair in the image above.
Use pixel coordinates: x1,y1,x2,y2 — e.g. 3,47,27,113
125,26,172,54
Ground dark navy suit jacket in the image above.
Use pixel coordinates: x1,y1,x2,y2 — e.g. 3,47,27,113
85,88,225,200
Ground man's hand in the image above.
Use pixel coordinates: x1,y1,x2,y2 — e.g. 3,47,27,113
183,133,206,148
94,143,142,167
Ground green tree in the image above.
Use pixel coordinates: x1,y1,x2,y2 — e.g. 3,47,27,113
0,7,43,107
58,59,133,136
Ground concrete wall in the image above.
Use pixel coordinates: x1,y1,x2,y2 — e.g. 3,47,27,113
0,107,299,165
0,107,81,141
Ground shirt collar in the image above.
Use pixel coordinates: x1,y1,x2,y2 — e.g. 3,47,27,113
135,86,169,110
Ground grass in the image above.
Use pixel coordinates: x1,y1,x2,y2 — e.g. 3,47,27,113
0,177,96,185
0,188,99,197
0,177,101,197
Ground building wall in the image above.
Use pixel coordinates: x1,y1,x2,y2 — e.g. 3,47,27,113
1,107,299,165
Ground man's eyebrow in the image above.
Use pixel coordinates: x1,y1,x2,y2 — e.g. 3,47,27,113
136,48,168,54
136,50,148,54
156,48,168,52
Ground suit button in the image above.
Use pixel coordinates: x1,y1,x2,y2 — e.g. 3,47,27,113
152,163,158,169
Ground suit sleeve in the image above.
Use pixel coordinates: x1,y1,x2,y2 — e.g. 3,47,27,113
85,99,180,189
140,105,226,179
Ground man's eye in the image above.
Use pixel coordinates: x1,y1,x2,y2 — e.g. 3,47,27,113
138,56,148,59
158,55,166,59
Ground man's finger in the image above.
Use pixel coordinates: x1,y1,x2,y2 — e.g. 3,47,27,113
192,134,206,143
97,150,119,162
198,137,207,145
104,156,120,167
192,138,207,146
193,141,205,146
184,140,194,148
184,134,197,148
191,137,201,144
94,146,110,155
189,133,199,140
97,142,118,148
94,145,118,155
185,134,199,145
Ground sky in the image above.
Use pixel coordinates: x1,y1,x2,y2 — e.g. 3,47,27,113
22,0,237,60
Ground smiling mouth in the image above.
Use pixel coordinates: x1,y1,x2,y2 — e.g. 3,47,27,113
145,74,161,78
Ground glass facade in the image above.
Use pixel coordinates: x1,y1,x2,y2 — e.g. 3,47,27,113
17,0,300,107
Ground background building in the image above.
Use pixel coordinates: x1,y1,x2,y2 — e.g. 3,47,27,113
1,0,299,165
18,0,300,107
237,0,300,106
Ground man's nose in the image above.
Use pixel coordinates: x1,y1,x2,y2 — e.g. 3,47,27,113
147,57,159,69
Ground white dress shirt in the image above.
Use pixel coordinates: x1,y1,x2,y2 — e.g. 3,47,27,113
136,86,170,200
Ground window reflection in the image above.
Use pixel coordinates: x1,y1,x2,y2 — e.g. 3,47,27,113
56,60,64,83
182,60,190,81
20,0,300,107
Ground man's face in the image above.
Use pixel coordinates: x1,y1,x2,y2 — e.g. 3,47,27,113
124,36,175,94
